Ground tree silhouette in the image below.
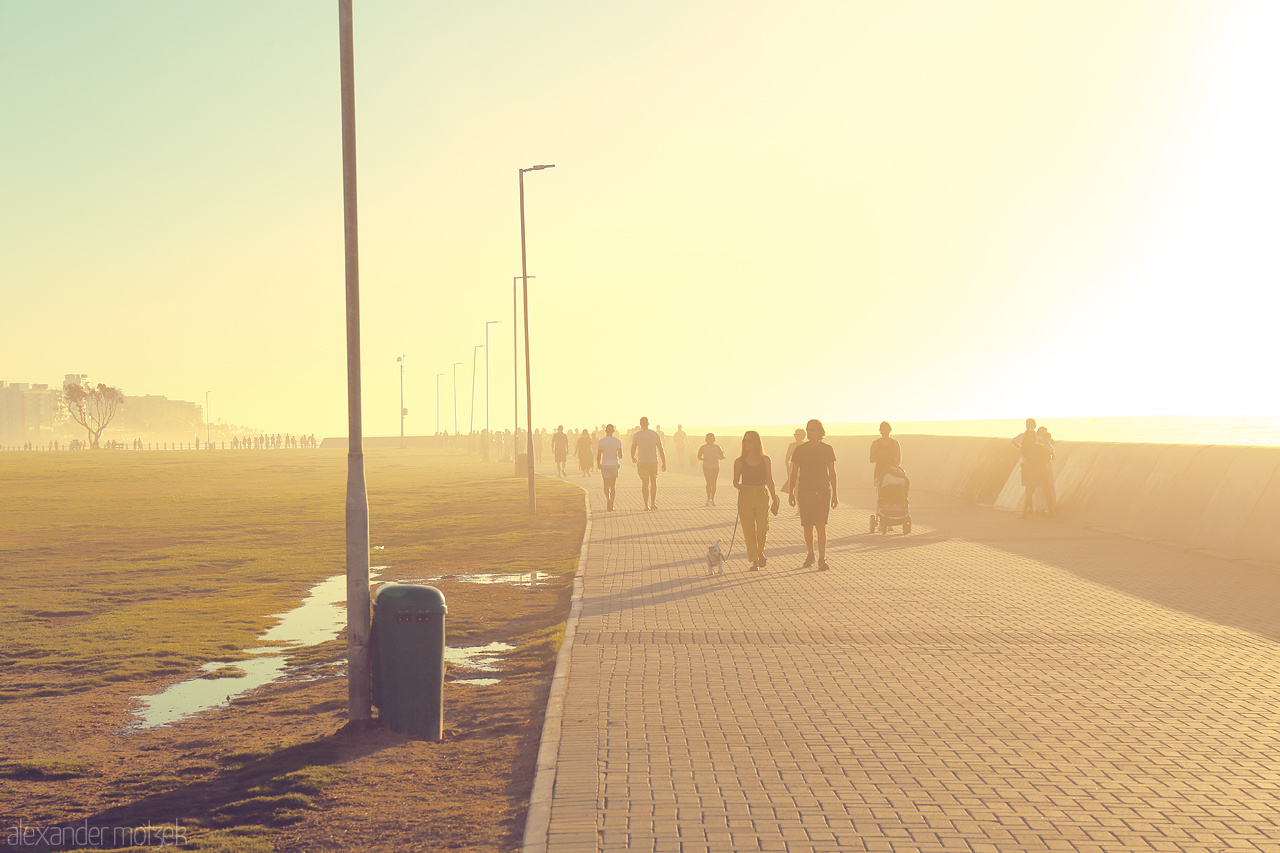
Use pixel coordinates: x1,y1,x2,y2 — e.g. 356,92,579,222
63,382,125,450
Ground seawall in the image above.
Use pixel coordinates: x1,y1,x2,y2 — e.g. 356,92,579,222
696,434,1280,567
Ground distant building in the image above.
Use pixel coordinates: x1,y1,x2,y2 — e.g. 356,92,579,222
2,376,205,447
116,394,203,440
0,381,62,446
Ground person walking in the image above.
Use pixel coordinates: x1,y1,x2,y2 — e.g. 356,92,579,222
786,418,838,570
697,433,726,506
551,425,569,477
673,425,687,468
576,429,594,476
780,427,806,509
630,416,666,511
869,421,902,497
596,424,623,511
733,431,780,570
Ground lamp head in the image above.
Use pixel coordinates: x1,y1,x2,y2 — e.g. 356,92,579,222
522,164,556,172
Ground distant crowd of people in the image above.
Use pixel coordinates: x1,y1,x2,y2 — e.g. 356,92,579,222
526,416,1059,571
3,433,319,452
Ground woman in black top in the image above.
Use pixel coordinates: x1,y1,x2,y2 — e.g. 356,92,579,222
733,431,780,570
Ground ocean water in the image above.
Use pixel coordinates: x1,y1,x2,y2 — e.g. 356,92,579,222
698,415,1280,447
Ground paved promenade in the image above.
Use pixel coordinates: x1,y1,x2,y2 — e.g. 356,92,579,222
529,464,1280,853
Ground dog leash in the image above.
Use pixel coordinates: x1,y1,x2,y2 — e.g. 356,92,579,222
725,509,740,559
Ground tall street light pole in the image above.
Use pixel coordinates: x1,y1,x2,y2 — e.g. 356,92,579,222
484,320,499,462
338,0,371,724
512,276,526,474
519,164,555,513
205,390,211,448
396,354,405,448
436,372,444,436
470,344,485,436
452,361,462,436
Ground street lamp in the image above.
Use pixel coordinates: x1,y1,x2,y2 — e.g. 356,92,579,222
452,361,462,435
205,390,211,448
519,164,555,513
396,354,406,448
484,320,500,461
436,372,444,436
470,344,485,436
337,0,372,724
513,275,533,473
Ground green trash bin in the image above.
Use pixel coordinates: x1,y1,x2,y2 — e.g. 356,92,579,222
371,583,447,740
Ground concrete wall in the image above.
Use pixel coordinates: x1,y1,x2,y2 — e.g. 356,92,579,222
736,433,1279,566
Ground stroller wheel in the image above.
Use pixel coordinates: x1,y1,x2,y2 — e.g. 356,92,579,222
903,521,911,535
869,514,877,533
880,521,887,534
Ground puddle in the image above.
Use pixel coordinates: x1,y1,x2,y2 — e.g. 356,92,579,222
446,643,511,686
415,572,547,587
132,568,394,729
132,566,516,729
446,642,513,672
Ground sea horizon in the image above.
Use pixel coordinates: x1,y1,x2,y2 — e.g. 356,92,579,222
686,414,1280,447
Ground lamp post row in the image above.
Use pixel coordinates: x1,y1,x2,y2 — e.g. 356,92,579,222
396,161,552,516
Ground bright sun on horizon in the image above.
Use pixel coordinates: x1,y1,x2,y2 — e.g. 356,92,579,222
2,0,1278,439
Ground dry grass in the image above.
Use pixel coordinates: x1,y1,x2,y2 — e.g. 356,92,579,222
0,448,584,852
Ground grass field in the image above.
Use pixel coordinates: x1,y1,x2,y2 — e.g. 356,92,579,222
0,448,585,852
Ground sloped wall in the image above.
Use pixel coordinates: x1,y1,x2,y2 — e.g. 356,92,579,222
736,432,1279,565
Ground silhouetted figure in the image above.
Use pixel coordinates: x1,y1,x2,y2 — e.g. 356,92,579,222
1037,426,1057,515
780,428,806,508
787,419,838,570
577,430,594,476
597,424,623,511
869,421,902,496
733,431,780,571
1013,418,1054,517
551,425,569,477
674,425,687,468
697,433,725,506
630,416,666,511
536,428,545,463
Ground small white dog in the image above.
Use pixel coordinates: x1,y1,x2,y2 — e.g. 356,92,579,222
706,539,724,575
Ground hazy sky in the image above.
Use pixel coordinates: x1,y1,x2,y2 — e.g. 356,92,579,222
2,1,1277,436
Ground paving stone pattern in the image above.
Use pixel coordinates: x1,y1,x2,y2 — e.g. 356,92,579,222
539,466,1280,853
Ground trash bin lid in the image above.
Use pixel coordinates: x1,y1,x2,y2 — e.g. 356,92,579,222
374,583,447,614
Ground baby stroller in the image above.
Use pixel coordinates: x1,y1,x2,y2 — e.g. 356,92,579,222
870,466,911,534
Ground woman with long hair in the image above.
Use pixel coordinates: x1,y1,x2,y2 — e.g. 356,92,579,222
733,430,780,570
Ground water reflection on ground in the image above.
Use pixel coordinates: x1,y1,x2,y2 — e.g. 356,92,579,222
412,572,547,587
131,567,510,729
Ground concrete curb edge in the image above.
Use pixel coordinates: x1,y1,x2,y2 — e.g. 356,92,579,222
522,483,591,853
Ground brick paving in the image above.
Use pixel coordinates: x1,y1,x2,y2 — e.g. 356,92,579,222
531,464,1280,853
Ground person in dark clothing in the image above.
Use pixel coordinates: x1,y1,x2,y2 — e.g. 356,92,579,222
869,421,901,496
786,418,838,570
1013,418,1053,517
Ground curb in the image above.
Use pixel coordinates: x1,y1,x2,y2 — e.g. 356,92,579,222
522,483,591,853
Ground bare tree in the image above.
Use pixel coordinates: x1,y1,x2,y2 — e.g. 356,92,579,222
63,382,125,450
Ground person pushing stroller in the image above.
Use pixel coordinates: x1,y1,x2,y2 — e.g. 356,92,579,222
869,421,901,495
869,421,911,534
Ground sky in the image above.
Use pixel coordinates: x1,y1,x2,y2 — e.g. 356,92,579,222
2,1,1278,437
